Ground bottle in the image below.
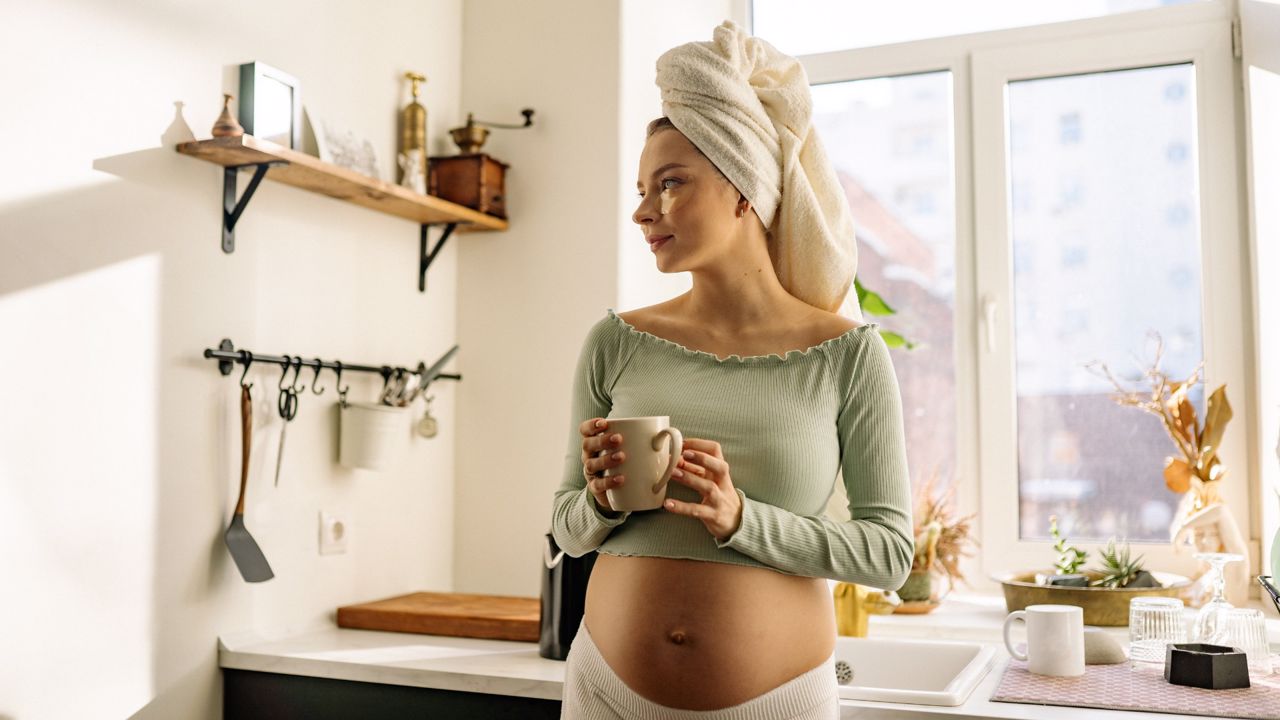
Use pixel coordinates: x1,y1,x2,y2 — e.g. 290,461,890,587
398,72,427,185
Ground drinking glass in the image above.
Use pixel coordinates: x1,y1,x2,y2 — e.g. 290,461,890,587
1191,552,1244,644
1224,607,1273,676
1129,597,1187,666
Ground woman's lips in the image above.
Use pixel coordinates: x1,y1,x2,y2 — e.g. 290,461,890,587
649,235,672,251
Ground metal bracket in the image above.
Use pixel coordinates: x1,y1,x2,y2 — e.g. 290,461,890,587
216,338,236,375
420,222,457,293
222,161,288,253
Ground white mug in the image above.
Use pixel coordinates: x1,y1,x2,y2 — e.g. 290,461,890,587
1003,604,1085,677
601,416,683,512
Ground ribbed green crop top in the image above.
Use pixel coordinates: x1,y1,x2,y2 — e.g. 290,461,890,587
550,308,914,590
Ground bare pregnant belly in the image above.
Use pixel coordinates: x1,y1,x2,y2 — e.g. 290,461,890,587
582,553,836,711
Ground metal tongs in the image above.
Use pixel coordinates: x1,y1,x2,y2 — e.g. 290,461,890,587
1260,575,1280,616
378,345,459,407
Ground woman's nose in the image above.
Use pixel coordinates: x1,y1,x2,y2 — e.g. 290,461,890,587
633,193,659,225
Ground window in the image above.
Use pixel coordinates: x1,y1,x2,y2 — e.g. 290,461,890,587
1009,63,1205,541
810,73,958,492
755,1,1249,580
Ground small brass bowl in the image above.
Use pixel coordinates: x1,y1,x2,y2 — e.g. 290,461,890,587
449,124,490,154
994,570,1192,626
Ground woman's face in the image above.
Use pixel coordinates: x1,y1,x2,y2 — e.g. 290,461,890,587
632,128,745,272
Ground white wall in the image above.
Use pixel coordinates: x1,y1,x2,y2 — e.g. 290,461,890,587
617,1,738,310
1241,0,1280,577
454,0,738,596
0,1,463,718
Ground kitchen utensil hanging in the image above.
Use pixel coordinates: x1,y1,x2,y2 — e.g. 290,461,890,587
274,356,303,487
205,339,460,391
205,339,461,465
224,351,274,583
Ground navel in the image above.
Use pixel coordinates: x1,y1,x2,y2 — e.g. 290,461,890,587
667,629,688,646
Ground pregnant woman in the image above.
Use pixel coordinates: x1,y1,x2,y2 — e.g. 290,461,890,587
551,20,914,720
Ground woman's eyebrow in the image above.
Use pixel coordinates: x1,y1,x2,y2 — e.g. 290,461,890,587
636,163,689,188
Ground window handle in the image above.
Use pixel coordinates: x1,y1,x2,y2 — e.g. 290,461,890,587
982,297,997,353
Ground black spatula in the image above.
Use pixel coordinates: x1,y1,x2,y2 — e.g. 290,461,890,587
225,383,273,582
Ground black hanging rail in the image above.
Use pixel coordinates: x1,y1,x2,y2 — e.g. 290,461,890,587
204,339,460,387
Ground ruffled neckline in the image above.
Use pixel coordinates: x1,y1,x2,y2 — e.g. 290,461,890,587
606,307,874,365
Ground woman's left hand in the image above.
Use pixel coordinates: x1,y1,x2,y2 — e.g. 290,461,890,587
663,438,743,542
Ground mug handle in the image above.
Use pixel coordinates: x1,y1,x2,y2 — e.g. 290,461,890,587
1003,611,1028,661
651,427,683,494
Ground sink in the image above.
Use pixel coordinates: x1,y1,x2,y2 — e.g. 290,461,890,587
833,636,995,706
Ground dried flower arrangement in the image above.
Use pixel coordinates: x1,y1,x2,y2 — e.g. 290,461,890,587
900,473,978,603
1085,334,1233,514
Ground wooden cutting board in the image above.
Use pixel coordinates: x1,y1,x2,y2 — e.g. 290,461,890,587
336,591,540,642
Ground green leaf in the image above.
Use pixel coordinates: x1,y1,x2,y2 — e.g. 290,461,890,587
878,330,917,350
855,278,897,316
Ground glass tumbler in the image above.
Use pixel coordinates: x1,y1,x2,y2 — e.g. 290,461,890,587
1129,597,1187,666
1224,607,1273,677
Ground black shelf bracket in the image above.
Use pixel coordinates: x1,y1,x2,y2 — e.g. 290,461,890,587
419,222,457,293
222,161,288,254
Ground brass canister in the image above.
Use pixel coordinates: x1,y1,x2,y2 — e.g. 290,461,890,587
398,71,428,185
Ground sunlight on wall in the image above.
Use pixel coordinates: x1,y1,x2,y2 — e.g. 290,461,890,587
0,255,159,719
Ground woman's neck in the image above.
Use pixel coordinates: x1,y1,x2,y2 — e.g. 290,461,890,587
677,264,811,334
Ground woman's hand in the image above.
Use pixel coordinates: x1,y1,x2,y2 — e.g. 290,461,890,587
579,417,626,515
664,438,743,542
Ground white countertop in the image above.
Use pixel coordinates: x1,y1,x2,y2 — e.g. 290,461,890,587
218,591,1280,719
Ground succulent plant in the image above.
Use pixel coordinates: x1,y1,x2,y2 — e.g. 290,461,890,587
1091,537,1147,589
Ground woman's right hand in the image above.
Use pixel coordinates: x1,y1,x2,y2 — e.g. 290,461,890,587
579,417,625,515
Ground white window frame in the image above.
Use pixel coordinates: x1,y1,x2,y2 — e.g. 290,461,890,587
763,1,1257,589
972,18,1249,580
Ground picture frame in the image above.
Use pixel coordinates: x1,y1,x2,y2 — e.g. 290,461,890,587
311,114,383,181
238,61,302,149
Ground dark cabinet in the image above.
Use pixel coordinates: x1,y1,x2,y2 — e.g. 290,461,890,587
223,669,560,720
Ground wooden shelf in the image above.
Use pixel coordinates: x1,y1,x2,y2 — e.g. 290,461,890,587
176,134,508,232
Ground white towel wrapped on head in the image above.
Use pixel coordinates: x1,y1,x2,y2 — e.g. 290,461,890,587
655,19,862,320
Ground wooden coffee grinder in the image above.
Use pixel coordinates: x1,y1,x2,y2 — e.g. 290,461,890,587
428,108,534,220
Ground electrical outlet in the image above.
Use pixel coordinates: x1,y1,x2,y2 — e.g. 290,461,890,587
319,511,348,555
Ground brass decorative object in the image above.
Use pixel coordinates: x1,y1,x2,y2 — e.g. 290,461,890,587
397,71,428,185
212,94,244,138
447,108,535,154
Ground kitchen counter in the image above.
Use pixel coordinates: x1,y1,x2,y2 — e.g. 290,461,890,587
219,592,1280,720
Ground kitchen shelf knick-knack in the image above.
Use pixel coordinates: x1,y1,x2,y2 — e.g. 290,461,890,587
212,93,244,138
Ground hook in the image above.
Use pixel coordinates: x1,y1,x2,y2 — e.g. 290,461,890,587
279,355,295,390
310,358,325,395
238,349,254,389
290,356,307,393
334,360,350,396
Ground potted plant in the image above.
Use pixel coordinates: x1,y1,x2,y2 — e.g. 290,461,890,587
996,516,1188,625
895,473,977,612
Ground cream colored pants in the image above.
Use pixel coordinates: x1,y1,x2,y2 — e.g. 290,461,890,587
560,619,841,719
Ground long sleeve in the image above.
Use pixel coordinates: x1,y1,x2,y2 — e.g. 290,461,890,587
712,331,915,590
550,319,634,557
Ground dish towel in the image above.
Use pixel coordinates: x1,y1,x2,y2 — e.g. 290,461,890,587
655,19,861,320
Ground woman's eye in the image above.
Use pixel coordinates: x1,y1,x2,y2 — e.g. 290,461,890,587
636,178,682,198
